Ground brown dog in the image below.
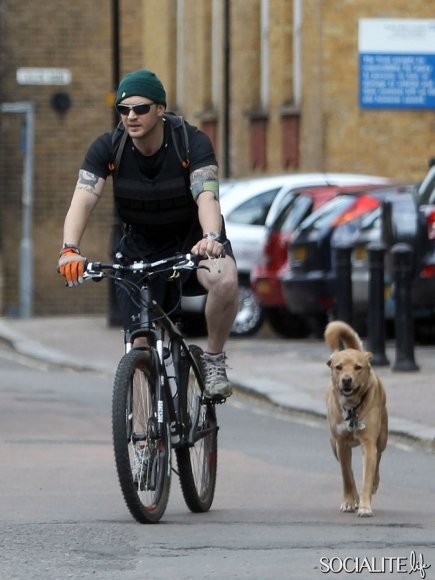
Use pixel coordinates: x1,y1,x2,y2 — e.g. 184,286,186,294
325,320,388,517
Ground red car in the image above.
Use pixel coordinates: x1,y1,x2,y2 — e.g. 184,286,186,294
251,183,390,337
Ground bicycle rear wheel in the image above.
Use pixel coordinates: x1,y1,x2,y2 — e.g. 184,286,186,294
112,349,171,523
176,345,218,512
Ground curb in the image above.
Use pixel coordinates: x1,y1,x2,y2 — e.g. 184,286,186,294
0,321,107,374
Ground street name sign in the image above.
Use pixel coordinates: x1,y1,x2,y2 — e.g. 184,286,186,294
16,68,72,86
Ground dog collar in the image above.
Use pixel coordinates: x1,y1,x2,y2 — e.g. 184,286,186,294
344,407,365,431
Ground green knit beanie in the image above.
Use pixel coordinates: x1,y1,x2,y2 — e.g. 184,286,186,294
116,69,167,106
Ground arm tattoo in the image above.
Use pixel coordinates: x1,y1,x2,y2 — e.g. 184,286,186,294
191,165,218,184
190,165,219,199
77,170,101,197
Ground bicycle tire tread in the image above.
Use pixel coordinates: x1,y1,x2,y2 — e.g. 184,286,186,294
112,349,171,523
176,345,218,513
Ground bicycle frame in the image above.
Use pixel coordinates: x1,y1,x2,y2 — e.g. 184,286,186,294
119,270,205,448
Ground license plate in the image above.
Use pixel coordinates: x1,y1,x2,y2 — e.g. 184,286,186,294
353,246,367,261
384,285,393,300
292,246,307,261
257,280,272,294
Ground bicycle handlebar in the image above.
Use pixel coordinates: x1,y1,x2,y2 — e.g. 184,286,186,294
83,252,202,281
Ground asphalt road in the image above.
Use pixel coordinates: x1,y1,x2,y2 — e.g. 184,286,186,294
0,344,434,580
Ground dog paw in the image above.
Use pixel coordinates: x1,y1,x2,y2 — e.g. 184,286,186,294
340,501,357,513
357,506,373,517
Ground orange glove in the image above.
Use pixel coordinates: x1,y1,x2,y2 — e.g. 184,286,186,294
58,246,86,287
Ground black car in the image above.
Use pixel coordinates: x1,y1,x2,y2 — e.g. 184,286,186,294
393,160,435,339
279,185,414,331
335,190,418,319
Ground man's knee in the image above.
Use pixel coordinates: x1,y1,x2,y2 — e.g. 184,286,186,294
199,257,237,294
215,266,238,293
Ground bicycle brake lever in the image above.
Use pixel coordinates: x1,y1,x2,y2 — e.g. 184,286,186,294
83,271,104,281
173,254,198,271
83,262,104,281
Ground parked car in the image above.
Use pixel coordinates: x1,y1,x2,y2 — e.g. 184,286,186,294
381,159,435,340
343,179,435,341
409,158,435,306
333,188,417,322
182,173,392,336
250,183,392,337
279,185,413,333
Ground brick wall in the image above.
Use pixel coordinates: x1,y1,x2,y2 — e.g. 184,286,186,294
0,0,142,317
302,0,435,179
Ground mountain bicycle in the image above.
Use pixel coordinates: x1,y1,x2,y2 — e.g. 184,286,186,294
84,252,221,524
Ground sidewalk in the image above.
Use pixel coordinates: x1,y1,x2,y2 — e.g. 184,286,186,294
0,316,434,447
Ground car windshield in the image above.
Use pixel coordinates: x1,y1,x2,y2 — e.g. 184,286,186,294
226,187,281,226
359,206,381,230
416,165,435,205
332,207,381,247
298,195,356,231
272,194,312,232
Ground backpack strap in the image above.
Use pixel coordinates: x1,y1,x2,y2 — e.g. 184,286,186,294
108,122,128,179
109,114,190,179
169,115,190,169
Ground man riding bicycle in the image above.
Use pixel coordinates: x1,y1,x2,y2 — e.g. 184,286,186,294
58,68,238,399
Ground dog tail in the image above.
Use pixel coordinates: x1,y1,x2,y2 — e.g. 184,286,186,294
324,320,363,352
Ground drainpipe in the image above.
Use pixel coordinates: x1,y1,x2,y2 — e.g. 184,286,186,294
222,0,231,177
0,101,34,318
176,0,185,109
293,0,302,107
112,0,120,115
108,0,122,326
260,0,269,109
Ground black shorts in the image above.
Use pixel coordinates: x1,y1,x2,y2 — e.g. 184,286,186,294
114,220,235,331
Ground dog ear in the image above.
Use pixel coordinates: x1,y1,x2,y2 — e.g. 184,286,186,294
365,351,373,363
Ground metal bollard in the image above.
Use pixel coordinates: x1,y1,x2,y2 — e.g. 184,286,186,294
391,243,419,372
367,242,389,366
334,244,353,325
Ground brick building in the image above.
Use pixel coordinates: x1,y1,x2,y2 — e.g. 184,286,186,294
0,0,434,316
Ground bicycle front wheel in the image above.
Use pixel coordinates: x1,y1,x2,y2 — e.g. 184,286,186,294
176,345,218,513
112,349,171,524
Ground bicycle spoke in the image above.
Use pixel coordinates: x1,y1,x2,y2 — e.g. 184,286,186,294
176,345,218,512
112,350,171,523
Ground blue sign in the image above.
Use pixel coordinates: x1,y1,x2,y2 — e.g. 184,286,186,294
359,19,435,110
359,53,435,109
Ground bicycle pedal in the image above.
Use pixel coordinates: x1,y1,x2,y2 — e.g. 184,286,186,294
204,395,227,405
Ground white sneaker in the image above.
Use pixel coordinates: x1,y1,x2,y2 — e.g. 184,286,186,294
201,352,232,399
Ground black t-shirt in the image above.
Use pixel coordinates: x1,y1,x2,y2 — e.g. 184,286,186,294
80,117,218,257
81,117,217,182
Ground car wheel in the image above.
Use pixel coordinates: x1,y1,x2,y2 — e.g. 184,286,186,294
265,308,310,339
230,284,264,337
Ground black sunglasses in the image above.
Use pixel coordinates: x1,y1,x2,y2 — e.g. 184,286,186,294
116,102,155,116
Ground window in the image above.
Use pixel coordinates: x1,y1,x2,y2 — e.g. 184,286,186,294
299,196,356,232
274,195,312,232
227,188,281,226
417,165,435,205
